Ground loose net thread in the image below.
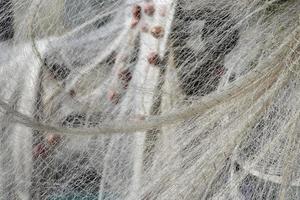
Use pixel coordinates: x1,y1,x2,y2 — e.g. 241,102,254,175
0,0,300,199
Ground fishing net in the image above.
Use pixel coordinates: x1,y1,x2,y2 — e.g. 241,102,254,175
0,0,299,199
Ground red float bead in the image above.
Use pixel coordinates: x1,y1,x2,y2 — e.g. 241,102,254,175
130,18,140,28
150,26,164,39
33,143,48,159
132,4,142,19
147,52,161,66
107,90,120,104
118,68,132,89
69,89,76,98
215,67,226,77
46,134,61,146
141,22,149,32
143,2,155,16
134,114,146,121
159,5,167,17
130,4,142,28
118,68,132,82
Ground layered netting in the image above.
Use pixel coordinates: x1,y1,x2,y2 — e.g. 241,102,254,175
0,0,300,199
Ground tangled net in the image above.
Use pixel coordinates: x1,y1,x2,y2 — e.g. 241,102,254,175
0,0,300,199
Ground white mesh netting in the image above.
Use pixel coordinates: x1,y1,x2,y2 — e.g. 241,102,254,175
0,0,300,199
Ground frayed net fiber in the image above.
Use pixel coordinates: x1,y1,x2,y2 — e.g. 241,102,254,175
0,0,299,199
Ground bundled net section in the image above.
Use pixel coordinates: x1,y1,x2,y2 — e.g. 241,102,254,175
0,0,300,199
